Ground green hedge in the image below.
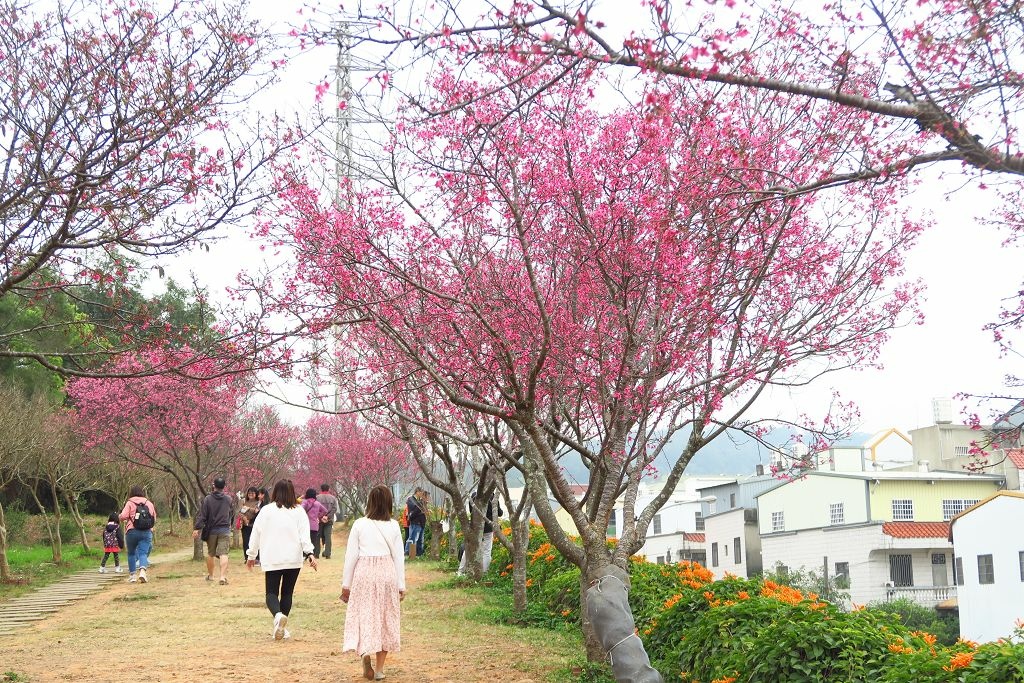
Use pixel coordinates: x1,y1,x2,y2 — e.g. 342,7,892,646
481,523,1024,683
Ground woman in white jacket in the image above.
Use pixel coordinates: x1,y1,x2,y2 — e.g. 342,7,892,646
341,485,405,681
246,479,318,640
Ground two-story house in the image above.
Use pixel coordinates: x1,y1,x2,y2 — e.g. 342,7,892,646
758,470,1004,607
697,474,781,579
950,490,1024,642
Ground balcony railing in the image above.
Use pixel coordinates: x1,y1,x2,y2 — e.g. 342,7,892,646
884,585,957,606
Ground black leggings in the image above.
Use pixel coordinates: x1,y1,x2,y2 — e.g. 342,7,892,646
264,568,301,616
101,551,120,566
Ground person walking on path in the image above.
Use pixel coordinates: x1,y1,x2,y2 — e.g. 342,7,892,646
193,477,235,585
99,513,124,574
457,494,503,576
246,479,318,640
404,487,427,558
342,485,405,681
301,488,329,559
316,483,340,559
119,485,156,584
239,486,260,561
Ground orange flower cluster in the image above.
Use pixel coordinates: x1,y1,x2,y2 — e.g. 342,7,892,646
888,642,914,655
942,651,974,671
736,591,750,600
525,578,534,587
711,675,738,683
529,542,553,564
561,609,571,617
911,631,938,646
759,580,805,605
663,593,683,610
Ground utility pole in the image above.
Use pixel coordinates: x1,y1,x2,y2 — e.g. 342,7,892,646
331,20,353,414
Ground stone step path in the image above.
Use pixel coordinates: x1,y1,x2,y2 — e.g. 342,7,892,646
0,548,194,636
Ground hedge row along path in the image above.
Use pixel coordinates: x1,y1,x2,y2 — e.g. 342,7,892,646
0,530,579,682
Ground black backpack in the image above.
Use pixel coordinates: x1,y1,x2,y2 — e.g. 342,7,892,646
133,500,155,530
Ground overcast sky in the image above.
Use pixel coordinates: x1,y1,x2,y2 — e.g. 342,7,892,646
157,0,1024,435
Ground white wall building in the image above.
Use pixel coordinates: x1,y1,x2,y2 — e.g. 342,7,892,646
950,491,1024,642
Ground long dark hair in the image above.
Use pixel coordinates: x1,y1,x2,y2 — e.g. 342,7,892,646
270,480,297,509
365,485,393,521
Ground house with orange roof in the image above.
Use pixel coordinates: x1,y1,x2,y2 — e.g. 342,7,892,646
757,469,1004,607
949,490,1024,642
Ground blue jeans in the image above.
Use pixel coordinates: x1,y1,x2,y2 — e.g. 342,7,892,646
406,524,424,556
125,529,153,574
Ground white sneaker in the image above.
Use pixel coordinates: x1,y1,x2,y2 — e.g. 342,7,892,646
129,573,137,583
115,566,123,573
273,612,287,640
98,566,106,574
283,629,291,640
138,567,148,583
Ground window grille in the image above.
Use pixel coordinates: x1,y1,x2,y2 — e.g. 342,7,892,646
711,543,719,568
695,511,705,531
829,502,844,525
733,537,741,564
978,554,995,584
953,445,970,456
653,514,662,535
771,511,784,532
889,554,914,587
891,499,914,521
941,499,979,520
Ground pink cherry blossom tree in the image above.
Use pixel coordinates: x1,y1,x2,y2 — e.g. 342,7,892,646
0,0,303,377
297,413,412,517
266,53,922,666
67,347,294,516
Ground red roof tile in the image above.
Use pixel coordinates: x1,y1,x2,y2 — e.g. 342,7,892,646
683,532,706,543
882,521,950,539
1007,449,1024,469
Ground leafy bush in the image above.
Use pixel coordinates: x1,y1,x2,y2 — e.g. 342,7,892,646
868,598,960,646
1,503,29,542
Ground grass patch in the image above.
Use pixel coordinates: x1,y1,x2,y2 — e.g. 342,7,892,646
2,672,30,682
0,545,102,601
113,593,159,602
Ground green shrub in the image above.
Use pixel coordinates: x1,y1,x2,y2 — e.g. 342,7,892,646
1,503,29,541
867,598,960,646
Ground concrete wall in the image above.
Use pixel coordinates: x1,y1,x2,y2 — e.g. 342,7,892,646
757,474,868,534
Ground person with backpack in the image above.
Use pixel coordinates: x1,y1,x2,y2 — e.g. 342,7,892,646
98,513,124,574
193,477,236,585
119,485,157,584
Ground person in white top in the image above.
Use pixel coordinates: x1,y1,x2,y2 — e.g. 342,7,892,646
341,485,406,681
246,479,318,640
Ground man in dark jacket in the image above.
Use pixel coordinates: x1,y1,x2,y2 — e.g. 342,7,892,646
405,487,427,557
193,477,235,584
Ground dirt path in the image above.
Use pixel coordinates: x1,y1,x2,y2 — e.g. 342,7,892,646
0,532,579,683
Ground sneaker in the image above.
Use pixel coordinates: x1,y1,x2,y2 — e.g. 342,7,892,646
114,566,123,573
138,567,148,583
282,629,291,639
129,573,137,583
98,566,106,574
219,577,228,585
273,612,287,641
374,672,386,681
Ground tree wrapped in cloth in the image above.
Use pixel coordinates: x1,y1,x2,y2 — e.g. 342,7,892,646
269,56,922,673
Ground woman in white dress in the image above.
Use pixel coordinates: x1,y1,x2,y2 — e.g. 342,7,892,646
341,485,406,681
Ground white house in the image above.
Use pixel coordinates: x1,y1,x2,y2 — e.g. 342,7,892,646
949,490,1024,642
697,475,780,578
757,470,1004,607
814,428,914,472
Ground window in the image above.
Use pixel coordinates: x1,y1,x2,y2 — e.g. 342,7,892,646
733,537,741,564
829,502,845,525
711,543,719,567
729,493,737,509
942,499,980,520
955,557,964,586
656,556,665,565
835,562,850,589
771,511,785,532
607,509,616,537
889,554,914,587
1020,551,1024,581
978,554,995,584
695,511,705,531
666,549,672,564
652,514,662,535
891,499,914,521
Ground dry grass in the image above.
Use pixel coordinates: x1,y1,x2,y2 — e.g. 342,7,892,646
0,533,583,683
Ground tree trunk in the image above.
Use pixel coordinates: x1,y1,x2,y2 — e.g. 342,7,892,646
510,520,530,612
0,501,13,582
26,480,60,564
49,479,64,564
580,562,610,663
428,521,443,560
193,534,204,561
63,490,90,552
